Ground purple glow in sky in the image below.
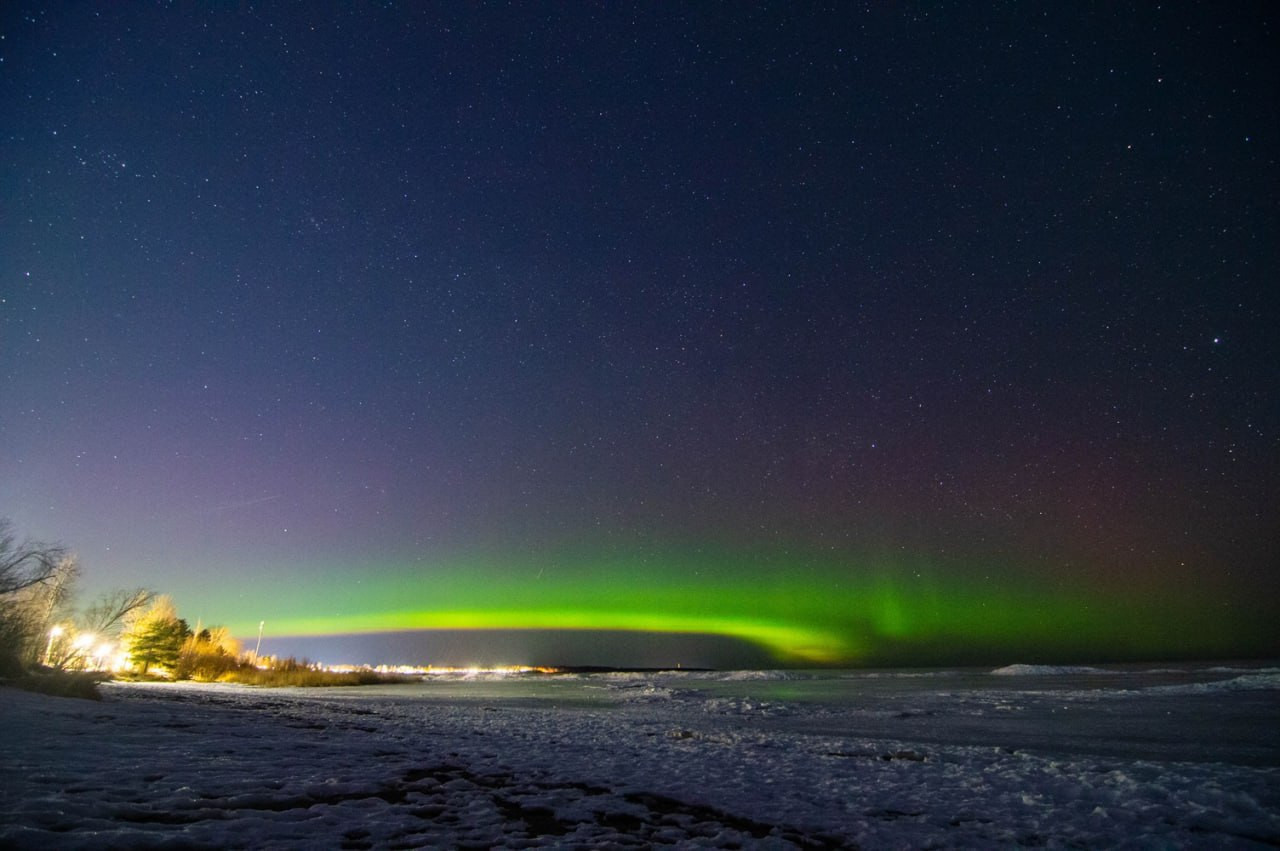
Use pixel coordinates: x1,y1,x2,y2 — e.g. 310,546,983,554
2,4,1276,666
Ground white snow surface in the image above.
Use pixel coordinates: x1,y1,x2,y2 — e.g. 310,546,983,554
989,664,1111,676
2,666,1278,849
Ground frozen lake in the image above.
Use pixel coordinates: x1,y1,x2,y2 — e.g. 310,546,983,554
377,663,1280,765
2,662,1277,847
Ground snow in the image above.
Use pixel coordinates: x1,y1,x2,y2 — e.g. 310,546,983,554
2,665,1278,848
1141,672,1280,695
990,664,1111,676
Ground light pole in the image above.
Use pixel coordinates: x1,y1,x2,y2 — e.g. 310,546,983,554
254,620,265,664
44,625,64,667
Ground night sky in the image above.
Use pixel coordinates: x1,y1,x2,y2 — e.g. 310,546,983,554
3,4,1276,667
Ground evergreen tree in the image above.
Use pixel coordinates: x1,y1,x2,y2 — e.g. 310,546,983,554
122,597,191,674
128,617,191,674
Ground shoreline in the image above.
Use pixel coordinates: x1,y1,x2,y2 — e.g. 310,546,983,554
3,669,1277,847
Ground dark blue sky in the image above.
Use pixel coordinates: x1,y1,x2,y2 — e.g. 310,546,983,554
2,3,1276,665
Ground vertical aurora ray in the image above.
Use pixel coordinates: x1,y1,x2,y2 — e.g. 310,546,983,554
222,546,1262,665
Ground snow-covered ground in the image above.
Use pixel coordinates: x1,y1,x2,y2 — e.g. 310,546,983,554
1,665,1277,848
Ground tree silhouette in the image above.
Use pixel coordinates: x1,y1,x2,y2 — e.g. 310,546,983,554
0,520,77,674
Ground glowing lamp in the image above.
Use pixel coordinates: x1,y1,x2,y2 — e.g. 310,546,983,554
43,625,65,666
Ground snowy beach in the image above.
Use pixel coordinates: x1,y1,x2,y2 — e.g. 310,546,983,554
1,665,1277,849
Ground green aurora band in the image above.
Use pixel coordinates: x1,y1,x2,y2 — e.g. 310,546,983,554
226,547,1267,665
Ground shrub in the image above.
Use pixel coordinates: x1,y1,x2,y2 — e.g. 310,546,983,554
216,658,414,688
9,669,105,700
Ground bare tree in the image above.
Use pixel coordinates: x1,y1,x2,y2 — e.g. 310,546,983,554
0,520,69,595
0,520,77,673
80,588,154,637
38,557,80,623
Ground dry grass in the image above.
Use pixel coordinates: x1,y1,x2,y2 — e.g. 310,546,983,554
216,666,416,688
8,669,106,700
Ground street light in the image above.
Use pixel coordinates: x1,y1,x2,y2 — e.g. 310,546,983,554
44,625,64,667
72,633,97,670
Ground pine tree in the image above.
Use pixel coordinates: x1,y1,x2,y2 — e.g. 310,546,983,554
122,597,191,675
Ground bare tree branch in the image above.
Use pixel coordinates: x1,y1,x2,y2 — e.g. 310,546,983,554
0,520,70,596
81,588,155,636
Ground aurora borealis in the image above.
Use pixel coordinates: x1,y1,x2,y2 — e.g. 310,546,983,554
218,546,1274,667
2,4,1277,667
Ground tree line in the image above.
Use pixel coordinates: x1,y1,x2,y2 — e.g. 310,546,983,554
0,518,241,681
